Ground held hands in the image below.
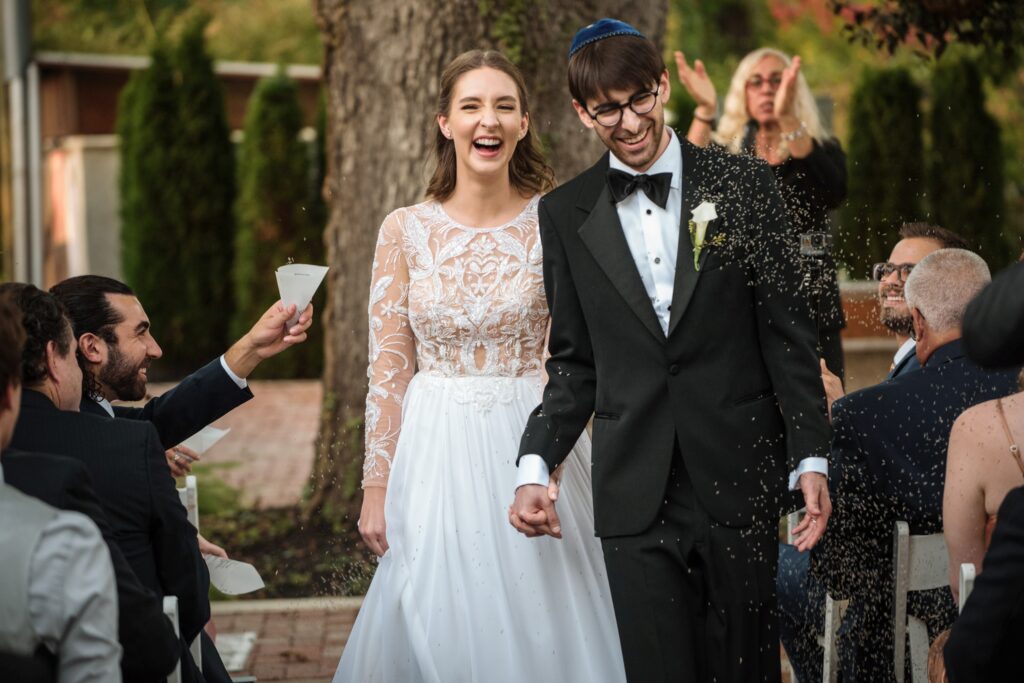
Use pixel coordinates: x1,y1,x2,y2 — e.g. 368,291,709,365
359,487,389,557
509,484,562,539
792,471,831,552
673,51,717,118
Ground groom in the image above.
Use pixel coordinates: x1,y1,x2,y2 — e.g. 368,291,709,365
510,19,832,681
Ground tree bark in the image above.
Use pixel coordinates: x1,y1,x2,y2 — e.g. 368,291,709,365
306,0,667,531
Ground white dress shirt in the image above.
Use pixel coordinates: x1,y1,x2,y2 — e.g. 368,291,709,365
518,130,827,491
894,338,916,368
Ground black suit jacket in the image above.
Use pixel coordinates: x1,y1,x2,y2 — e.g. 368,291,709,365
519,139,831,536
9,390,210,645
2,449,179,681
944,485,1024,682
963,261,1024,368
814,340,1020,680
80,357,253,449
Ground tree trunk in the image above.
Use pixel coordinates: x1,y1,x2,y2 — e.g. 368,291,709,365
305,0,667,530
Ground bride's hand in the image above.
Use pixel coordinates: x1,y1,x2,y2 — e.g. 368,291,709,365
547,463,564,502
358,488,389,557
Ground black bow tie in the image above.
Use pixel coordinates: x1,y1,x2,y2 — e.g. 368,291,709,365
607,169,672,209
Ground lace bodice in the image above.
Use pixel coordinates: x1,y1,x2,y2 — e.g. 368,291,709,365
362,196,547,487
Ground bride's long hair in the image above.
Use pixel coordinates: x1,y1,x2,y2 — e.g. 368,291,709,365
426,50,555,201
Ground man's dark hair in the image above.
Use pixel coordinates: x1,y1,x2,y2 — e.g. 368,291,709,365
50,275,135,344
0,283,73,387
0,293,26,395
899,222,970,251
567,35,665,106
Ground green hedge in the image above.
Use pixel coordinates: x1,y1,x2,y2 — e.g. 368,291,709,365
840,67,924,278
929,56,1009,269
232,70,324,378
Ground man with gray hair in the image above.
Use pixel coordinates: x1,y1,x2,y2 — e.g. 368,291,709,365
811,248,1021,680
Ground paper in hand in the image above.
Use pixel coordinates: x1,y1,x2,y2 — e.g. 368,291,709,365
276,264,329,327
179,426,230,456
204,555,265,595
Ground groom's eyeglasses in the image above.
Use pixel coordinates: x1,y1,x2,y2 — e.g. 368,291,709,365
585,87,660,128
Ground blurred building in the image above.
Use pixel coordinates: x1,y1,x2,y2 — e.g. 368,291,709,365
35,51,321,285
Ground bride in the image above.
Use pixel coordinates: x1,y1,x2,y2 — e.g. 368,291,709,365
333,50,625,682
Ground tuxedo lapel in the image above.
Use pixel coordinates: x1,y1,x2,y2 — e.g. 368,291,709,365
668,140,707,337
577,179,665,344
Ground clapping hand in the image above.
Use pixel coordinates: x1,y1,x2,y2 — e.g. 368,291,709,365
773,55,801,121
673,51,717,117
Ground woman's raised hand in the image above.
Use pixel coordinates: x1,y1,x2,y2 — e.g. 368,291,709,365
674,51,717,115
773,55,801,121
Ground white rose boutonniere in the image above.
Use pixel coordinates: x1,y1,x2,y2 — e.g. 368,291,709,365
688,201,720,270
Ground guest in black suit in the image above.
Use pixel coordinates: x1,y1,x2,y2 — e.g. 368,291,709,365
1,283,215,683
943,485,1024,681
50,274,313,470
780,223,968,682
508,20,832,682
811,249,1020,681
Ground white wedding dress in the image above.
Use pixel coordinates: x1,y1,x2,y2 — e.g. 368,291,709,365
334,196,625,683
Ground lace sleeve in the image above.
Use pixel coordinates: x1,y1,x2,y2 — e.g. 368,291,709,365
363,210,414,488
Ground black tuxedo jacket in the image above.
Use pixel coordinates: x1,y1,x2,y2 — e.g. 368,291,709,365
944,485,1024,682
813,340,1020,679
963,261,1024,368
519,139,831,536
80,357,253,449
2,449,179,681
9,390,210,646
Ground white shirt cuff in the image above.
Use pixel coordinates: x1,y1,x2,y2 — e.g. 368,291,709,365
789,456,829,490
516,454,550,489
219,355,248,389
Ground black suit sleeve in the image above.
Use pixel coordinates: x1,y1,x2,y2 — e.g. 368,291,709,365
944,486,1024,682
518,197,598,472
115,358,253,448
748,160,832,469
963,262,1024,368
142,422,211,642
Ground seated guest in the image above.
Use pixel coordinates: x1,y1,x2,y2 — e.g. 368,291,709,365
0,292,121,682
811,249,1020,681
820,223,970,414
50,275,313,453
780,223,967,682
1,283,216,683
942,259,1024,681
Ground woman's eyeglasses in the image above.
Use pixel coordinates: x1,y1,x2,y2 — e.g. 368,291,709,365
746,75,783,91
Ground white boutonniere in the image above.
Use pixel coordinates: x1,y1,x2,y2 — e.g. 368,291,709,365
688,201,722,270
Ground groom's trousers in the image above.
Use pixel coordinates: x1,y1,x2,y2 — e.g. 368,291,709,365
601,446,782,683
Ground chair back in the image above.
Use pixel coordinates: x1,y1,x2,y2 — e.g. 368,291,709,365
958,563,976,613
174,476,202,671
892,521,949,683
163,596,181,683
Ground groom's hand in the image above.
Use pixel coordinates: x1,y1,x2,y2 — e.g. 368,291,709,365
792,472,831,552
509,484,562,539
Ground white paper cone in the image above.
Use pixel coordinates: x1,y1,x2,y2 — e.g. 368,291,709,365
275,264,328,327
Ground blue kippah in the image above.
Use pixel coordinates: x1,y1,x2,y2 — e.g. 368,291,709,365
568,18,645,59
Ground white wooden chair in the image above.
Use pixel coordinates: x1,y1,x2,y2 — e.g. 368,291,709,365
821,593,849,683
786,508,805,545
957,562,976,613
176,475,202,672
163,595,182,683
893,521,949,683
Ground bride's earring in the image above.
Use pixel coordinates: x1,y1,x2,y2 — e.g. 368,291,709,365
443,129,452,139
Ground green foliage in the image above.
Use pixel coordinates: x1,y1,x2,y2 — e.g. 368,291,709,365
32,0,321,64
839,67,924,277
118,41,193,374
171,14,236,368
233,70,324,378
928,56,1010,268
